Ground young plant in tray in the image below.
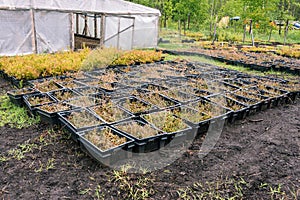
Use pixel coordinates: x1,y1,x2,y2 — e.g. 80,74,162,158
66,109,101,129
160,89,196,103
38,102,72,113
143,111,188,133
188,100,227,117
67,96,98,107
26,94,55,107
121,98,153,114
135,92,176,109
115,120,161,139
98,70,120,83
83,127,127,151
51,89,79,101
34,80,61,93
208,95,245,111
174,107,211,123
91,101,131,123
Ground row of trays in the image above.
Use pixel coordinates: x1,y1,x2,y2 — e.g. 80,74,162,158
5,62,299,165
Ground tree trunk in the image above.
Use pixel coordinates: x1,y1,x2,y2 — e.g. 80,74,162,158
249,20,255,46
268,26,272,42
284,19,289,45
187,13,191,30
243,24,247,43
212,15,218,45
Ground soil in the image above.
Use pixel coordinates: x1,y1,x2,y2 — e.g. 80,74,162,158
0,76,299,199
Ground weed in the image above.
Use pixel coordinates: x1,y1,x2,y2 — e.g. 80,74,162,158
0,95,40,128
7,140,38,160
109,165,154,200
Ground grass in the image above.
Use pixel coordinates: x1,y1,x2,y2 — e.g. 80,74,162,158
0,95,40,129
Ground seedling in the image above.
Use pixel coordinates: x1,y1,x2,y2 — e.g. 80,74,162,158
84,127,127,151
34,80,61,93
116,121,160,139
143,111,188,133
91,101,131,123
66,109,101,128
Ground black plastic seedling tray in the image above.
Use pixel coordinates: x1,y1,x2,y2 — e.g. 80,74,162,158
141,110,193,146
58,108,104,141
113,119,168,153
206,94,250,123
78,125,135,165
23,92,57,115
114,96,158,116
89,103,133,125
7,88,39,107
36,102,75,125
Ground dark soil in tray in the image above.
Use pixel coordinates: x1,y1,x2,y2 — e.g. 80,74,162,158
0,77,299,199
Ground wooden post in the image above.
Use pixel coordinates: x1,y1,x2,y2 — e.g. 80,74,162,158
76,13,79,34
94,14,97,38
131,19,135,50
284,19,289,45
100,14,106,48
70,13,75,50
117,17,121,49
83,14,88,36
30,9,37,54
279,20,282,35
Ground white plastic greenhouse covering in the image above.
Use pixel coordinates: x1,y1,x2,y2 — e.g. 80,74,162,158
0,0,160,56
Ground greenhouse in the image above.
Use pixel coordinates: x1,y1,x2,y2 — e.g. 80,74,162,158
0,0,161,56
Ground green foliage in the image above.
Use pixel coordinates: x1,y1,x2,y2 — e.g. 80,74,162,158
0,95,40,129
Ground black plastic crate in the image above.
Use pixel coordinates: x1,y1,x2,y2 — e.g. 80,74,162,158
89,103,133,125
49,88,80,102
36,102,75,125
78,125,135,166
7,87,39,107
59,80,87,89
113,119,168,153
23,93,57,114
58,108,104,141
66,96,102,108
73,86,101,96
225,93,263,115
206,94,249,123
29,78,63,93
140,83,168,92
141,110,193,146
133,91,180,110
114,96,158,115
172,106,212,136
159,89,199,105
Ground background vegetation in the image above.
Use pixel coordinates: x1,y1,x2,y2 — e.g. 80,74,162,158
127,0,300,44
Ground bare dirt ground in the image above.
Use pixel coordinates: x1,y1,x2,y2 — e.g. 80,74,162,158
0,75,299,199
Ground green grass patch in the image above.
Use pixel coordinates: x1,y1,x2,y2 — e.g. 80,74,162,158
0,95,40,129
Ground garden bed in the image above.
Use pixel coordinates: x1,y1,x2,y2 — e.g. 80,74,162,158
6,60,300,163
162,49,300,75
